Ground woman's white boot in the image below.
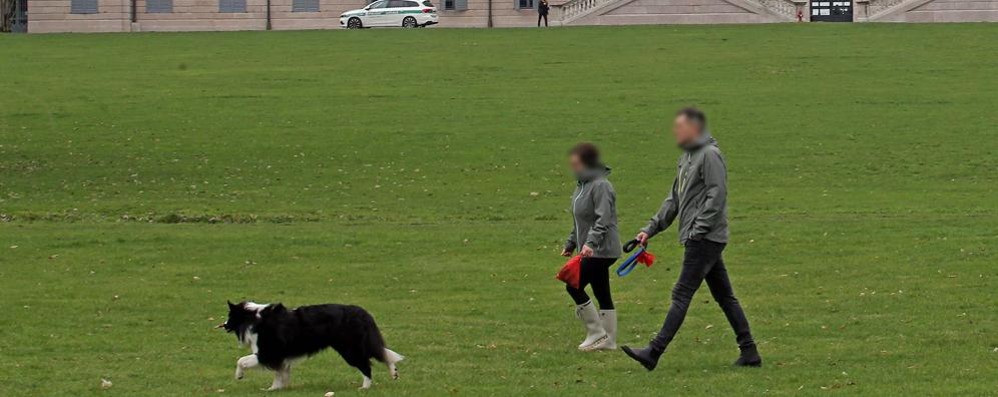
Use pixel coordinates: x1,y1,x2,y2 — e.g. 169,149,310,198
598,310,617,350
576,301,608,351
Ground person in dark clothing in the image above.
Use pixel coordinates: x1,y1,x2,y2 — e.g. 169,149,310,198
561,143,622,351
538,0,550,27
621,107,762,370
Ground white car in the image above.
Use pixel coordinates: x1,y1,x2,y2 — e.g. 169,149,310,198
340,0,438,29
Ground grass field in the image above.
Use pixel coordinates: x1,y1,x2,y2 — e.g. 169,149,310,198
2,23,998,396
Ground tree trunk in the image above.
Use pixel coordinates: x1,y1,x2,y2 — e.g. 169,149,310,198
1,0,14,33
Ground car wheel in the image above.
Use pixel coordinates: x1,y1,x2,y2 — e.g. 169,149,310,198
402,16,417,28
348,17,363,29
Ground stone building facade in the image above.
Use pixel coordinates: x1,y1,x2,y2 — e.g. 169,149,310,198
15,0,998,33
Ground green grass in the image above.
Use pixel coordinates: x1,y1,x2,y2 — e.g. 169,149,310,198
2,23,997,396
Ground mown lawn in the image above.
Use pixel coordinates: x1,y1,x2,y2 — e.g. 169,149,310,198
1,23,997,396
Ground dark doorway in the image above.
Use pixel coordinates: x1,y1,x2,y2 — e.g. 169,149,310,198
810,0,852,22
11,0,27,32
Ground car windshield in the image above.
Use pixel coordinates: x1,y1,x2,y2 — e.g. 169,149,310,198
368,0,387,8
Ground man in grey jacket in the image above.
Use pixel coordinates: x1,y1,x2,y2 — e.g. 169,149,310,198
621,107,761,370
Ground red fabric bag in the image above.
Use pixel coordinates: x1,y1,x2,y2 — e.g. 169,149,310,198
556,255,583,289
636,250,655,267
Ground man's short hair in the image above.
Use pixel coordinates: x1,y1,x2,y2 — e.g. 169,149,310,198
676,107,707,131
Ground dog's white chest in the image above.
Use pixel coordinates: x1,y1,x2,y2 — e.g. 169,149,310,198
241,329,260,354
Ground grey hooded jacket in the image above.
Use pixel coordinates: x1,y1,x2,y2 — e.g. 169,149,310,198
641,133,729,245
565,166,622,258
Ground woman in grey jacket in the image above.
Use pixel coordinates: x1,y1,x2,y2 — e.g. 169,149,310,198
561,143,623,351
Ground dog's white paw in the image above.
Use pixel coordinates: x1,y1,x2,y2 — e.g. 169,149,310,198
235,355,258,380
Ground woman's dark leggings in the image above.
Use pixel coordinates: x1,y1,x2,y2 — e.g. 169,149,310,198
566,257,616,310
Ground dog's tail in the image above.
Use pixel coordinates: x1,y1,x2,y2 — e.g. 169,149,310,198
360,308,403,364
382,348,405,364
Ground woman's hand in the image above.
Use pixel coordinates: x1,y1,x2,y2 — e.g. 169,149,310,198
560,248,573,257
580,245,594,257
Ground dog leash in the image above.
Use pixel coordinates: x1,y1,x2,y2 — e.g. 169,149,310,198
616,239,646,277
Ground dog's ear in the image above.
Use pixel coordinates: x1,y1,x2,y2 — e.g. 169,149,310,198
268,303,287,314
227,300,237,309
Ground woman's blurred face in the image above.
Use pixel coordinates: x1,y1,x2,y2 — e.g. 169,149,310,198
569,153,586,175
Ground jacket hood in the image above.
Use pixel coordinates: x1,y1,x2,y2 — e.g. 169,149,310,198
576,164,611,183
680,131,717,151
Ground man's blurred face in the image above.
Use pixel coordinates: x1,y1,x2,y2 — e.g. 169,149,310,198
673,114,701,147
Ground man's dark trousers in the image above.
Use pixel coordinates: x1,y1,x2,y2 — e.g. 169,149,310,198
649,239,755,350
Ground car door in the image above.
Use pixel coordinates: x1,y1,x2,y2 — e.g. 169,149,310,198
365,0,390,26
399,1,423,24
385,0,408,27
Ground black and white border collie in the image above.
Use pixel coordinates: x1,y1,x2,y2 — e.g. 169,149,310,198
219,301,404,390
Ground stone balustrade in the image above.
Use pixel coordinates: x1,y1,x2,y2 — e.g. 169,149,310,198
755,0,798,18
557,0,616,23
868,0,908,16
556,0,798,24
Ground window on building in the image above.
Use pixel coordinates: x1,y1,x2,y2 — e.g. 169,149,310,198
516,0,535,9
70,0,98,14
292,0,320,12
219,0,247,13
444,0,467,9
147,0,173,13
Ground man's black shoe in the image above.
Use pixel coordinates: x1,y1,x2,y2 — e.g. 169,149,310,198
621,345,663,371
733,345,762,367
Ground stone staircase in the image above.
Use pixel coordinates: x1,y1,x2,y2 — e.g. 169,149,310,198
559,0,620,24
865,0,932,20
555,0,798,25
555,0,997,25
754,0,800,19
869,0,998,22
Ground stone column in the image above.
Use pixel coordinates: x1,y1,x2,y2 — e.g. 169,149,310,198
854,0,869,21
792,0,808,21
1,0,13,32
